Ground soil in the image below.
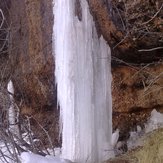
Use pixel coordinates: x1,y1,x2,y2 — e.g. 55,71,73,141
112,63,163,143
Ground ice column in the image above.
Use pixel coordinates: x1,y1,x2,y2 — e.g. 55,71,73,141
53,0,112,162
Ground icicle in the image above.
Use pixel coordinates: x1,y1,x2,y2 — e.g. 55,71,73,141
7,80,15,127
7,80,19,136
53,0,112,162
111,129,120,148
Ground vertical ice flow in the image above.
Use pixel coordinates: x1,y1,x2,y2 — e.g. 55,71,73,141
53,0,112,162
7,80,15,127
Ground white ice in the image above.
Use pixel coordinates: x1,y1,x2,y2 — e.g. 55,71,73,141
7,80,20,137
20,152,71,163
53,0,112,162
127,130,143,149
111,129,120,148
7,80,15,126
7,80,14,95
127,109,163,149
145,109,163,133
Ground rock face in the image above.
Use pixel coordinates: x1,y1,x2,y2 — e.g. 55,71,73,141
0,0,162,147
112,63,163,113
112,63,163,138
7,0,59,146
87,0,163,63
9,0,56,111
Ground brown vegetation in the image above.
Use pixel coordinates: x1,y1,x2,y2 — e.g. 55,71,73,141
87,0,163,63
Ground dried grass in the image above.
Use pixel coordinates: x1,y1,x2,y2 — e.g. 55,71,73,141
105,129,163,163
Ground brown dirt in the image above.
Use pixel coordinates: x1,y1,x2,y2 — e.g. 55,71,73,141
112,63,163,141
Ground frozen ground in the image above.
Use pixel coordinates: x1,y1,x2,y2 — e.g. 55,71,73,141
127,109,163,149
20,152,72,163
0,109,163,162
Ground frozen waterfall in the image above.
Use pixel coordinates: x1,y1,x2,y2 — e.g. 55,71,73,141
53,0,112,162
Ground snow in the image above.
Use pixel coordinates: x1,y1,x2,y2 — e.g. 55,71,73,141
127,131,143,149
111,129,120,148
7,80,14,95
20,152,71,163
145,109,163,133
127,109,163,149
20,109,163,163
136,125,142,133
53,0,112,162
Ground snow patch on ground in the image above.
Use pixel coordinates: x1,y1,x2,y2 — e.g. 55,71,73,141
145,109,163,133
20,152,72,163
127,109,163,149
0,110,162,163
